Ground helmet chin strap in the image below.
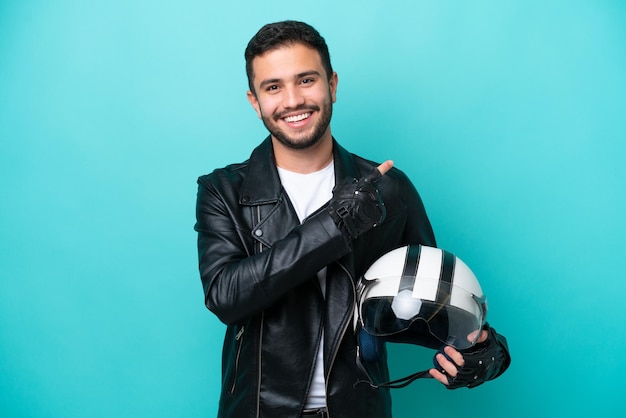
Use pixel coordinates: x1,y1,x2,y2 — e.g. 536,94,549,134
354,333,434,389
354,368,433,389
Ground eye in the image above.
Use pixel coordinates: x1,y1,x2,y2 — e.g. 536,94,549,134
266,84,279,92
301,78,315,85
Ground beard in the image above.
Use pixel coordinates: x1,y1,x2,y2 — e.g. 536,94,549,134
261,99,333,150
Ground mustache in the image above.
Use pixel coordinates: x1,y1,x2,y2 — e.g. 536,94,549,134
274,105,320,120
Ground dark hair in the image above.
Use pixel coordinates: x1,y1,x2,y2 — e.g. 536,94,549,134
245,20,333,94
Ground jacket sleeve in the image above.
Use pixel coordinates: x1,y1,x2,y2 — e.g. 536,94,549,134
487,326,512,381
195,178,352,325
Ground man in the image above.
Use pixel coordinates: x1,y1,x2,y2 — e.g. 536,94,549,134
195,20,509,418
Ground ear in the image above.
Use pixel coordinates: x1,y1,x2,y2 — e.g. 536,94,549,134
329,72,338,103
247,90,262,119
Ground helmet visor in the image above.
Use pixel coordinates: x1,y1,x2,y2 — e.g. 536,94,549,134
360,284,486,350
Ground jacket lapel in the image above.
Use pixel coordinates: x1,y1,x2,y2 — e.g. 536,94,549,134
240,137,300,248
240,136,283,205
332,139,361,183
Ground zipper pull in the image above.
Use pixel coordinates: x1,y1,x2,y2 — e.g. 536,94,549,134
235,326,244,340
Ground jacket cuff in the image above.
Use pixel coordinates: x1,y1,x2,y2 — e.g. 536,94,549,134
307,209,353,257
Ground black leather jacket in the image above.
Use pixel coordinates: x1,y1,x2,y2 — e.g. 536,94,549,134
195,137,436,418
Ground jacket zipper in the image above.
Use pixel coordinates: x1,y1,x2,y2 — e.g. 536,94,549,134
255,206,264,418
256,206,263,255
230,325,245,394
255,312,264,418
324,260,356,418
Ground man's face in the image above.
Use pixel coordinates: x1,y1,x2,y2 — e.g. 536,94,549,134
247,43,338,150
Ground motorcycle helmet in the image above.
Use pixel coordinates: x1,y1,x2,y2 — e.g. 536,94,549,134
355,245,488,371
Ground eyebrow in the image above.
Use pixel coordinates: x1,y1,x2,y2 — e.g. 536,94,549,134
258,70,322,90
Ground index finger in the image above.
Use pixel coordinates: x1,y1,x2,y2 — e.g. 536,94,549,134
443,345,465,368
376,160,394,176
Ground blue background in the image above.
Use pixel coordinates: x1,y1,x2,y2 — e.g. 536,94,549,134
1,1,624,417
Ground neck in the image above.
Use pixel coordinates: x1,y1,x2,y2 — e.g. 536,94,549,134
272,133,334,174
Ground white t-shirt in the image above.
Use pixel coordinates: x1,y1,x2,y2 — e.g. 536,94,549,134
277,160,334,409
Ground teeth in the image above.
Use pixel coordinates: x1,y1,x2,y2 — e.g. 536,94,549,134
284,113,310,123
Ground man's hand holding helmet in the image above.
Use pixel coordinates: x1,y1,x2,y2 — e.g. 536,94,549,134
430,324,511,389
355,244,511,389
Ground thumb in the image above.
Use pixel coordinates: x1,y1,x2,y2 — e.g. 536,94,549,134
376,160,394,176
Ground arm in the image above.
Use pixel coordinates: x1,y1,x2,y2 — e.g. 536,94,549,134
195,178,350,325
195,162,391,325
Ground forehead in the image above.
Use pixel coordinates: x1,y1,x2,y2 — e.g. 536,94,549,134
250,43,325,85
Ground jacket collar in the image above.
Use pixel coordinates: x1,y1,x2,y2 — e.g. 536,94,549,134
240,136,360,205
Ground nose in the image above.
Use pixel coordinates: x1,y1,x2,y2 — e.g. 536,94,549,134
283,85,305,109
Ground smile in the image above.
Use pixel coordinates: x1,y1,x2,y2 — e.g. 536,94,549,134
283,112,311,123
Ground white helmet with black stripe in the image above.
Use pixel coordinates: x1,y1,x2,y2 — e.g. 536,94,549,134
356,245,488,352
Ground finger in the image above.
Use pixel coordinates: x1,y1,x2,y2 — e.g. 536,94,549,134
435,353,458,377
444,346,465,368
429,368,449,386
467,329,488,344
376,160,394,176
364,160,394,183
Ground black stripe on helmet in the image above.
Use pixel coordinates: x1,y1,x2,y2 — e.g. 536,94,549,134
436,250,456,304
398,245,421,294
